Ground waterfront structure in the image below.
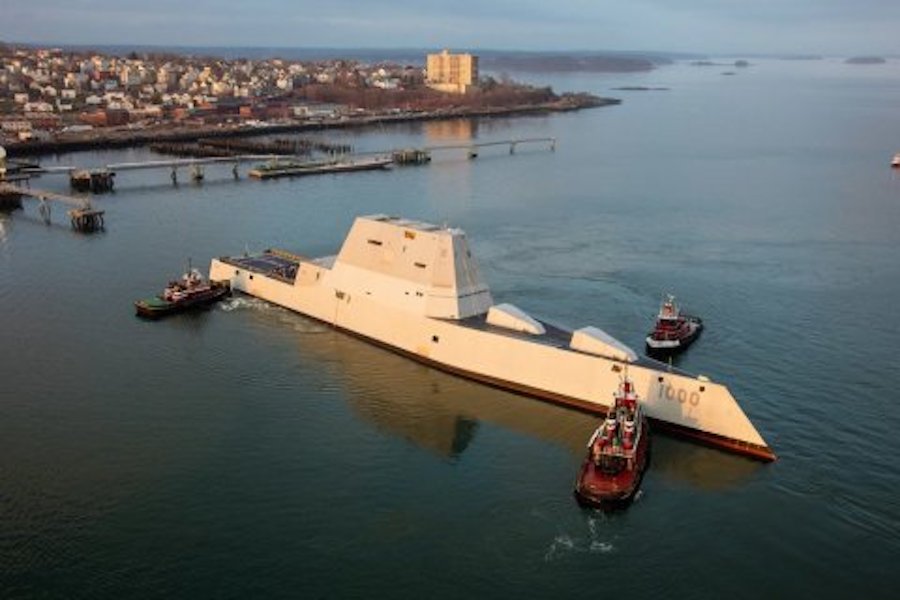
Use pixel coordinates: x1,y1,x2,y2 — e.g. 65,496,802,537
209,215,775,461
426,50,479,94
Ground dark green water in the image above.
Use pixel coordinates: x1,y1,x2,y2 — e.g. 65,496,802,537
2,59,900,598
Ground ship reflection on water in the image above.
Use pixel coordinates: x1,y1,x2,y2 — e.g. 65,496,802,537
279,308,762,488
291,318,591,458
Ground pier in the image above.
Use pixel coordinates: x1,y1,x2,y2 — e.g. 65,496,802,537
0,182,104,232
425,136,556,155
26,154,293,190
388,137,556,165
11,137,557,193
0,135,557,233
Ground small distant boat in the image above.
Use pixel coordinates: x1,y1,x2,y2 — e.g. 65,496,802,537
645,294,703,357
891,153,900,168
135,268,229,318
574,376,650,509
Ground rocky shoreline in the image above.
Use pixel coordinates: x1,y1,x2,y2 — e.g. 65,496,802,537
4,95,617,158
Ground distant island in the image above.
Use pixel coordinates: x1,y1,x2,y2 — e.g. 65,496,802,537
845,56,886,64
691,59,751,68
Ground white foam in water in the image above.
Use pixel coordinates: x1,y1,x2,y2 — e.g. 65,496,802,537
544,518,616,561
219,296,329,334
292,321,329,334
543,534,575,561
219,296,277,312
589,540,614,553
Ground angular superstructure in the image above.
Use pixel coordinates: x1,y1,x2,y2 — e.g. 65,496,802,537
210,215,775,461
328,215,493,319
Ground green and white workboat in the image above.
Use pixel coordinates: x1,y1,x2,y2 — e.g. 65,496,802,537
135,268,229,319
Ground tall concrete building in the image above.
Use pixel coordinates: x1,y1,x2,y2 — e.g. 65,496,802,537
426,49,479,94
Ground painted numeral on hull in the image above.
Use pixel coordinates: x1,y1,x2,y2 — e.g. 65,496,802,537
660,384,701,406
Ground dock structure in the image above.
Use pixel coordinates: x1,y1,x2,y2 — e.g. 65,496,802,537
0,182,104,232
70,169,115,193
380,137,556,165
14,137,557,192
0,184,24,210
22,154,294,189
422,136,557,156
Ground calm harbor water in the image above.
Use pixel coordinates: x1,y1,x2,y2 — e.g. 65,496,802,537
2,59,900,598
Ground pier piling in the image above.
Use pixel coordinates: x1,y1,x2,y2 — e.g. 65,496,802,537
69,208,105,232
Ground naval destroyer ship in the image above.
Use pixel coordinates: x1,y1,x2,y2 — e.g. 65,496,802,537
209,215,775,461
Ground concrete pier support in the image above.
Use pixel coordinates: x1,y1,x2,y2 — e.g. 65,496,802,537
38,199,51,224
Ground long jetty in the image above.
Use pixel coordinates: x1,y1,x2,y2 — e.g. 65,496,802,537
23,136,557,188
25,154,294,189
0,182,104,232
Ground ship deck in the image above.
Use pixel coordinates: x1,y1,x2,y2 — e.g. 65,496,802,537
454,313,690,376
220,250,304,284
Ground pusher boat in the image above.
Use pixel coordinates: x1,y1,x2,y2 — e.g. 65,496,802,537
645,294,703,357
574,375,650,509
135,268,229,318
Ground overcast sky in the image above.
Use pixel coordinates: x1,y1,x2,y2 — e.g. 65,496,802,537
2,0,898,55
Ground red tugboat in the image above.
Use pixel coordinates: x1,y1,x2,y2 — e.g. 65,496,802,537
574,375,650,509
135,268,229,319
645,294,703,357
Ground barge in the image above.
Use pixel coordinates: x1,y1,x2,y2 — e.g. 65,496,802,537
209,215,775,461
247,156,393,179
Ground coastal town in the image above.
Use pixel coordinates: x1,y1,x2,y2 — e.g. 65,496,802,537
0,44,611,154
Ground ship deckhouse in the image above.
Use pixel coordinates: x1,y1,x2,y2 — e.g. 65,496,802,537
329,215,493,319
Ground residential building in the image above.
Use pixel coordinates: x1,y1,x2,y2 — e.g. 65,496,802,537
426,49,479,94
